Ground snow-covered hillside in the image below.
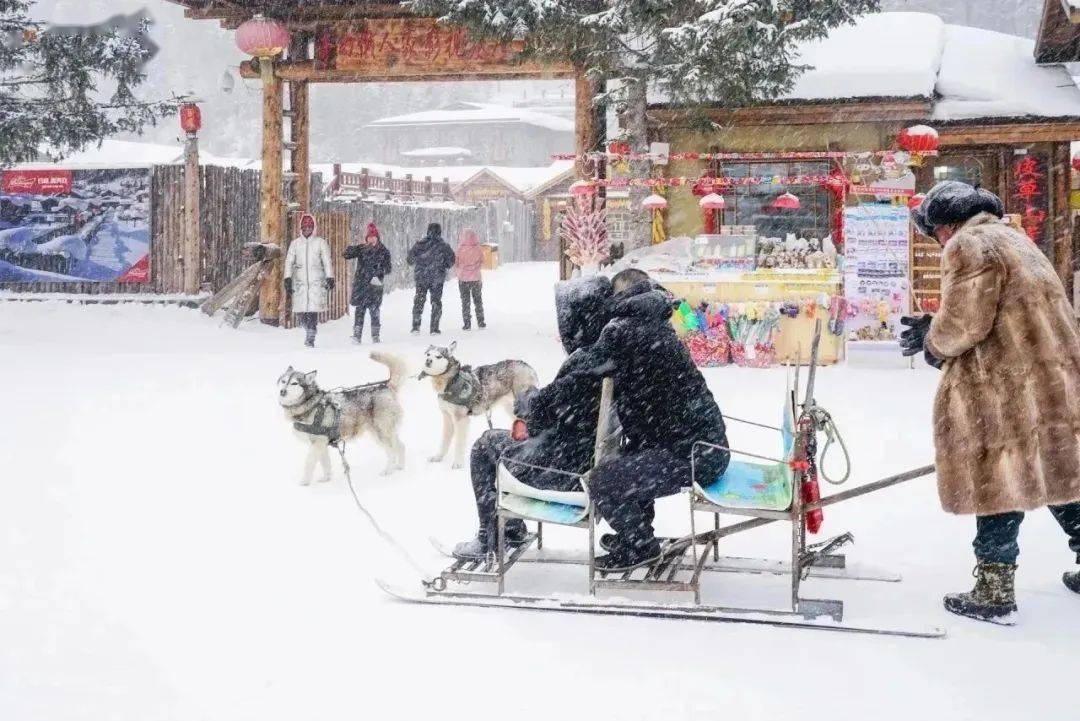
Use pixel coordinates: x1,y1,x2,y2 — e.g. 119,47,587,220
1,262,1077,721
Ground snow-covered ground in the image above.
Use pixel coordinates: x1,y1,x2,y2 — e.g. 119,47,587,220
1,262,1077,721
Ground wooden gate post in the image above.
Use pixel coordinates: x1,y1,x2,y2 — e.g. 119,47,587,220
258,58,285,325
182,130,201,294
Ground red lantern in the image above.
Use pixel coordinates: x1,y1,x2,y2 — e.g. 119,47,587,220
897,125,940,154
773,192,801,210
699,193,725,233
608,141,631,156
236,14,291,58
569,180,597,196
641,193,668,211
179,103,201,134
907,192,926,210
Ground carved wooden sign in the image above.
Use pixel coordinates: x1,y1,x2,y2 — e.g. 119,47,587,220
317,19,525,74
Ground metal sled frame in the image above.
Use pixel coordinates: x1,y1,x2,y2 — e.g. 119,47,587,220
434,322,936,627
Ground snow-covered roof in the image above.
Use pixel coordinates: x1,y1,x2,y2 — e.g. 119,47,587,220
651,11,1080,121
366,102,574,132
14,139,255,170
318,160,574,195
400,147,473,158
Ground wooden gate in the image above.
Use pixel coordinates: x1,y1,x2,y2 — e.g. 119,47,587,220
282,211,351,327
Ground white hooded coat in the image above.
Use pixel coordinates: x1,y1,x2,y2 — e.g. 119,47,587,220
284,217,334,314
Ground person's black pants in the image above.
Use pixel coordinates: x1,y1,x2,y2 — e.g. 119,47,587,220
589,448,726,552
459,280,485,328
973,501,1080,565
296,312,318,343
412,282,444,332
353,288,383,340
470,430,583,540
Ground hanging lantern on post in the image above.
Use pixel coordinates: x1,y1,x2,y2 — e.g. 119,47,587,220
179,102,202,135
569,179,598,210
642,193,668,245
235,14,291,59
773,192,801,210
897,125,939,167
699,192,726,234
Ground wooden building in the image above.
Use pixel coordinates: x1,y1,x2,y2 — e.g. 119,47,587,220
648,10,1080,299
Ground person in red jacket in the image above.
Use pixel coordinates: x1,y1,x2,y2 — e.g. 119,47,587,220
455,228,486,330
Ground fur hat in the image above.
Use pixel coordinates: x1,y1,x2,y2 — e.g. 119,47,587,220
912,180,1004,237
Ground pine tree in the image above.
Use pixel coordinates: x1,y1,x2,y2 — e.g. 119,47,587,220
0,0,178,166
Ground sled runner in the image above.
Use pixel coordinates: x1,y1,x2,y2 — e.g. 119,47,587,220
379,322,941,637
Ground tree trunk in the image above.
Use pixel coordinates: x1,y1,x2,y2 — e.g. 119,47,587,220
624,79,651,251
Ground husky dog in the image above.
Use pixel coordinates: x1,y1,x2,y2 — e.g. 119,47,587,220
278,351,407,484
420,341,538,469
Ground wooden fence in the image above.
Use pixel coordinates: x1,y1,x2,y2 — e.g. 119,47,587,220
1,164,260,296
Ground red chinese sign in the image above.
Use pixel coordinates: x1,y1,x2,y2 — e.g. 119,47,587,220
2,170,73,195
321,19,524,73
1011,154,1048,251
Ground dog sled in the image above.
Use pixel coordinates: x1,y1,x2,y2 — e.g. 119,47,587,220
375,323,943,638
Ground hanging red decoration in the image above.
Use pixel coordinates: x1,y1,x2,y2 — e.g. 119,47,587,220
897,125,939,167
691,175,715,196
569,180,598,196
641,194,668,211
236,14,291,58
907,193,926,210
699,193,725,233
608,141,631,156
179,103,202,134
772,192,801,210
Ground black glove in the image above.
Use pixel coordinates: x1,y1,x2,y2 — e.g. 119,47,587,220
899,314,933,357
283,277,293,295
325,277,335,291
924,347,945,370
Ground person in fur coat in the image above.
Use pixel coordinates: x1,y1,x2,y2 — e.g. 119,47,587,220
904,181,1080,623
284,213,334,348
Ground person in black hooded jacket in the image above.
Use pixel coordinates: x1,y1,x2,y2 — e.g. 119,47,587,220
452,276,614,560
573,268,729,570
407,223,456,335
342,222,391,343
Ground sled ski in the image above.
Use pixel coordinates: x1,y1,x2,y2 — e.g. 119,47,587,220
376,579,946,639
429,537,901,583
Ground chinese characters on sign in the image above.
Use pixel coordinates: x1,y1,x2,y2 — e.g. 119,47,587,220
1011,154,1048,251
323,19,524,73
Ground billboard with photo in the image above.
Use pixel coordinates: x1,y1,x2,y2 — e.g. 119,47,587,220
0,168,151,283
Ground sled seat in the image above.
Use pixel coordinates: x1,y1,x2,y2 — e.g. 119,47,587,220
497,465,590,525
694,411,796,513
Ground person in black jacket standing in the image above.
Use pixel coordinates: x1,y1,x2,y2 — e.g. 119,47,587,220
343,222,392,344
574,268,729,570
452,276,614,560
407,223,456,335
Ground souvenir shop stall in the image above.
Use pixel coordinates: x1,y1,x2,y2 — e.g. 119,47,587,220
575,128,939,368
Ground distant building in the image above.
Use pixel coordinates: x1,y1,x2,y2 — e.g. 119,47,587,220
365,102,574,166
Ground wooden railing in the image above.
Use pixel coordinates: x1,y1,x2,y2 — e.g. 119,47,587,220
333,164,452,199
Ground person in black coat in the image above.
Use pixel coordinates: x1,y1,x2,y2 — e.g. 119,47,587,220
452,276,614,560
573,268,729,570
343,222,392,343
406,222,456,335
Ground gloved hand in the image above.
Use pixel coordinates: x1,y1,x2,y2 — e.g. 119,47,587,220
283,277,293,295
899,314,933,357
325,277,335,291
924,347,945,370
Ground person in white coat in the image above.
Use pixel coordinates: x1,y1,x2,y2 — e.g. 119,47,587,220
284,213,335,347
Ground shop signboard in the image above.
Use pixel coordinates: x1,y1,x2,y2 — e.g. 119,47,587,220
1009,153,1049,255
0,168,151,283
842,204,910,342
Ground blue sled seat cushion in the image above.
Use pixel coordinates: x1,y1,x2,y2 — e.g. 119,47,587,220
699,459,793,511
497,464,589,525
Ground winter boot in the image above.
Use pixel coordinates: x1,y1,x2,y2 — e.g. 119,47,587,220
943,562,1018,624
595,537,663,572
1064,570,1080,594
451,520,528,561
304,330,316,348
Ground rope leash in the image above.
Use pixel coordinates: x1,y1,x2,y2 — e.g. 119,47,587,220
333,442,445,591
804,405,851,485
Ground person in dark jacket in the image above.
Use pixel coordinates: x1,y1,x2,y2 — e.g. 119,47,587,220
452,276,614,560
407,222,456,335
343,222,392,344
574,268,729,570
